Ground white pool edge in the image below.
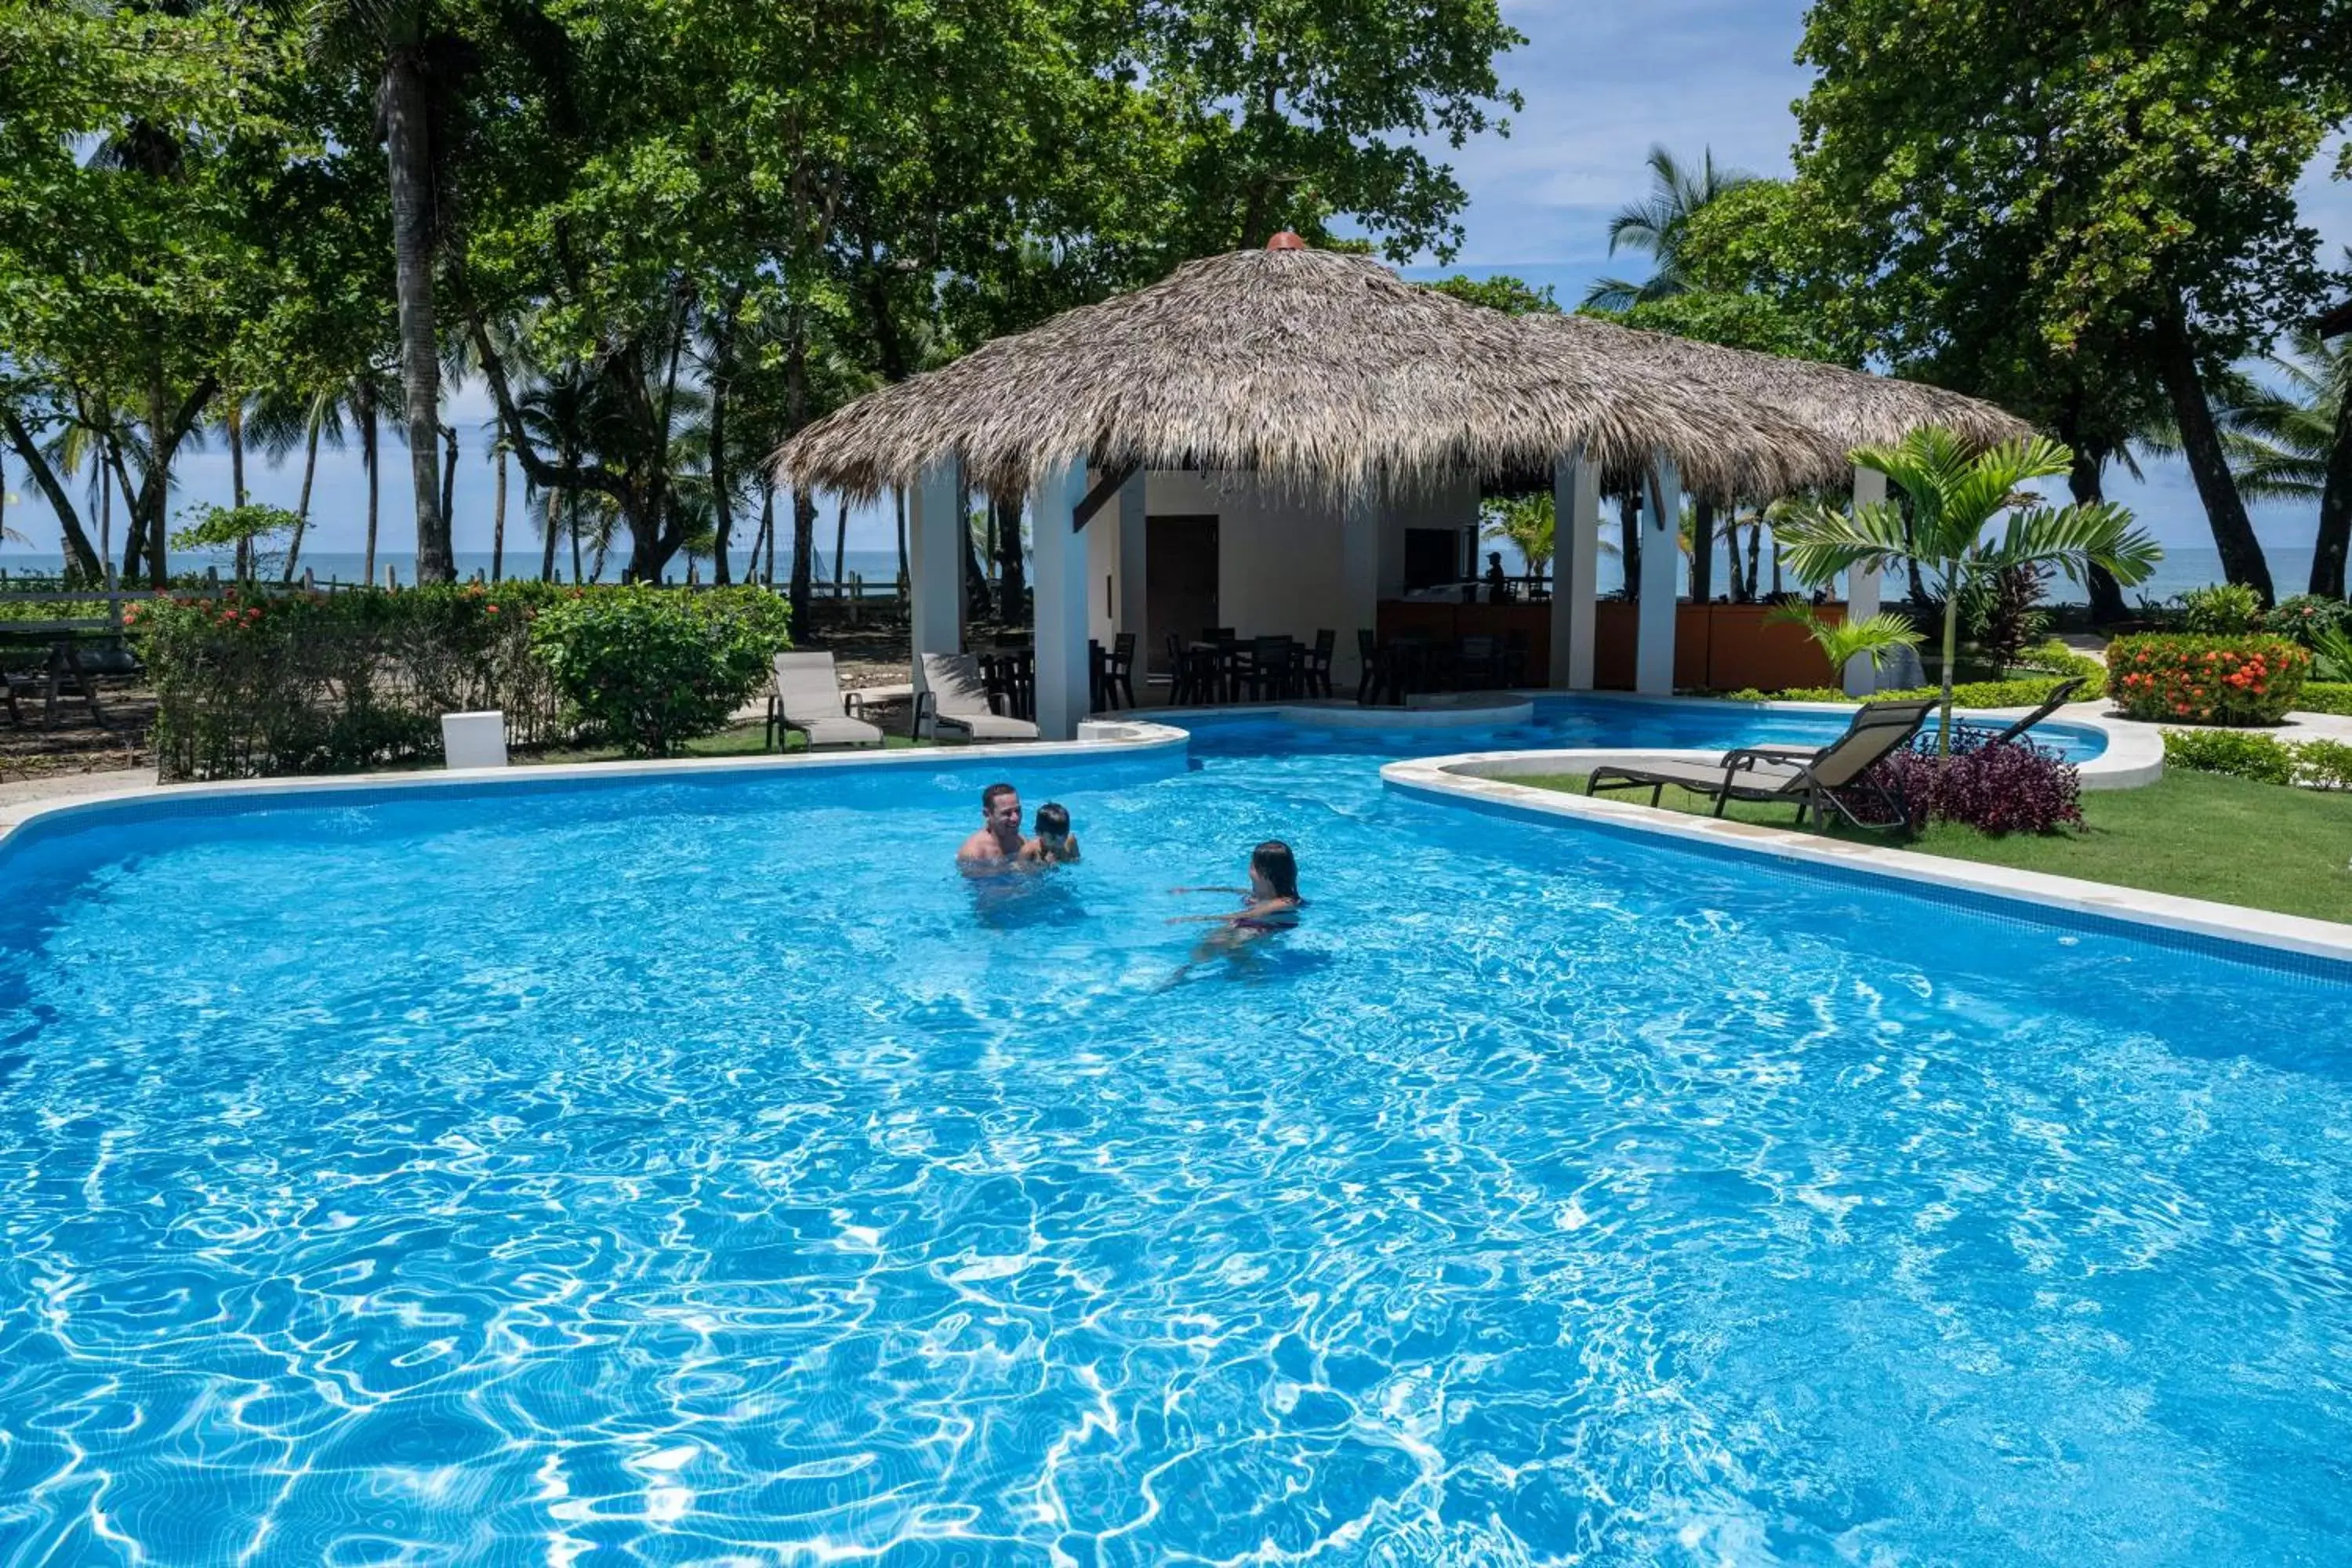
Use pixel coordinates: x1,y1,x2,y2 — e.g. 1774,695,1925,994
1382,752,2352,966
0,722,1194,848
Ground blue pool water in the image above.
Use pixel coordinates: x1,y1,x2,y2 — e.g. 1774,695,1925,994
1,717,2342,1566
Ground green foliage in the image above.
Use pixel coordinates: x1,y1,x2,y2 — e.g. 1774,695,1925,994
2160,728,2352,789
168,503,299,554
1479,492,1554,571
1421,275,1560,314
2176,583,2263,634
2020,639,2108,690
1716,672,2100,709
1606,290,1842,362
2265,593,2352,646
1959,564,2049,666
134,583,576,781
2161,728,2296,785
527,585,791,757
1766,601,1922,673
2299,681,2352,716
1773,428,2158,751
2109,633,2310,726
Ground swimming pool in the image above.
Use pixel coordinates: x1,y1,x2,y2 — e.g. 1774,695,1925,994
0,721,2340,1565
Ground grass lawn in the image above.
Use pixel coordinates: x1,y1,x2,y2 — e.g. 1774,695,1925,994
1512,769,2352,924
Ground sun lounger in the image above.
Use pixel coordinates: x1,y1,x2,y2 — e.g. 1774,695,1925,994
765,652,884,750
1586,697,1934,829
917,653,1041,742
1946,676,2085,751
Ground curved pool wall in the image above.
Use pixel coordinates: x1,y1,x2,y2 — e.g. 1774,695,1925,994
2,710,2347,1564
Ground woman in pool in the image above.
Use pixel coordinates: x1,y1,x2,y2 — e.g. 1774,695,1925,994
1171,840,1304,953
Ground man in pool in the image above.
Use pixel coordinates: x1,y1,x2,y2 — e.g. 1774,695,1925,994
957,782,1026,875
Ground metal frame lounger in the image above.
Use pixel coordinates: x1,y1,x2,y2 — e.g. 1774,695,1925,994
1947,676,2084,751
765,652,885,751
1586,698,1936,830
916,652,1043,742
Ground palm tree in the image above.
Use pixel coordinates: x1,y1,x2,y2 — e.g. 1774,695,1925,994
1773,430,2161,753
1478,492,1619,580
1582,146,1755,311
1767,601,1925,677
308,0,455,581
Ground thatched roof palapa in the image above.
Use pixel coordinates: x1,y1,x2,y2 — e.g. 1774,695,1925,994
776,245,1857,506
1531,314,2032,487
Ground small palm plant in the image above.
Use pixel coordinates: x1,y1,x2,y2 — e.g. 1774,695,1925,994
1767,601,1923,679
1773,430,2161,755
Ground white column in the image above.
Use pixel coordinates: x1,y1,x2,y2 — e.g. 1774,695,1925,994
1116,471,1148,655
1635,456,1681,695
907,461,963,699
1550,452,1600,689
1029,459,1091,739
1845,465,1887,696
1339,488,1381,693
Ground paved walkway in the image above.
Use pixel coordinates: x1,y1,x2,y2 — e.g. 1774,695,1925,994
0,767,159,833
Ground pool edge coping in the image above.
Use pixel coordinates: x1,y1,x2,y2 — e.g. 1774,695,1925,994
0,721,1193,850
1381,750,2352,967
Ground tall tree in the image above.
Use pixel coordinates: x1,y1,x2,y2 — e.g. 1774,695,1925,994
307,0,469,582
1791,0,2343,604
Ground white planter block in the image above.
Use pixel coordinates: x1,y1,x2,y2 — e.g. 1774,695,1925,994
441,710,509,769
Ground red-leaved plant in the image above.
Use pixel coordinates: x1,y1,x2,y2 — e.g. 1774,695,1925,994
1858,736,2085,836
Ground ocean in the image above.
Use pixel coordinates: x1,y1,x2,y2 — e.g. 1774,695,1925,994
0,543,2331,607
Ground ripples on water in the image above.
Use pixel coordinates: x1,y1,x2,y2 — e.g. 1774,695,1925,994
0,721,2344,1565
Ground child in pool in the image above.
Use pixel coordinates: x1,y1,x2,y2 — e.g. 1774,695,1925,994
1022,801,1082,866
1171,840,1303,953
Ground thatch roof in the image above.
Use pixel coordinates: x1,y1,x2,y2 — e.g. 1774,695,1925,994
1533,313,2034,480
775,245,1852,504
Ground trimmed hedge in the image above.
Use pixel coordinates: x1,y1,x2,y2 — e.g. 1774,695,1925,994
528,584,792,756
134,582,791,780
2163,728,2352,789
2299,681,2352,717
2108,633,2310,726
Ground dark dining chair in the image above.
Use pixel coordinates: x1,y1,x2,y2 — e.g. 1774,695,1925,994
1305,630,1336,698
1456,633,1503,690
1248,635,1300,700
1105,631,1138,708
1356,630,1387,705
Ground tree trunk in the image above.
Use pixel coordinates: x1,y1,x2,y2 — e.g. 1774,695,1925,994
789,486,816,622
993,495,1025,610
1745,518,1762,599
539,484,560,581
2067,445,2129,620
708,311,735,586
762,482,777,585
362,390,381,586
833,498,848,597
440,423,459,564
284,414,321,583
228,401,248,579
2310,385,2352,600
0,411,103,580
569,485,583,585
1690,497,1715,604
384,50,451,583
895,489,909,594
2152,289,2272,603
492,446,507,582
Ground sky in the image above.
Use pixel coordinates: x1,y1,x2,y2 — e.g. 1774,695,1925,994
6,0,2350,573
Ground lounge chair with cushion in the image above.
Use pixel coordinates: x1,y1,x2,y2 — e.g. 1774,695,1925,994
1586,697,1935,829
917,652,1042,742
766,652,884,750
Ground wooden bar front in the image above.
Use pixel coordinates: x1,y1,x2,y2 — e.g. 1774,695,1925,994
1377,597,1846,693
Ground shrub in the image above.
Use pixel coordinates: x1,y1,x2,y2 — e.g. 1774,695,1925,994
2299,681,2352,717
1868,740,2084,835
528,584,790,756
2261,593,2352,650
1962,562,2050,666
2106,633,2310,726
2161,728,2296,785
2161,728,2352,789
136,582,790,779
2177,583,2263,633
2017,638,2109,696
2293,739,2352,790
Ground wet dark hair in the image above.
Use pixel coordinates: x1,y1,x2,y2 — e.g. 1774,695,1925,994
982,782,1018,814
1251,840,1299,899
1035,802,1071,837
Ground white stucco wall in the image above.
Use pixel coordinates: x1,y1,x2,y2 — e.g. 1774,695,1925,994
1120,470,1482,688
